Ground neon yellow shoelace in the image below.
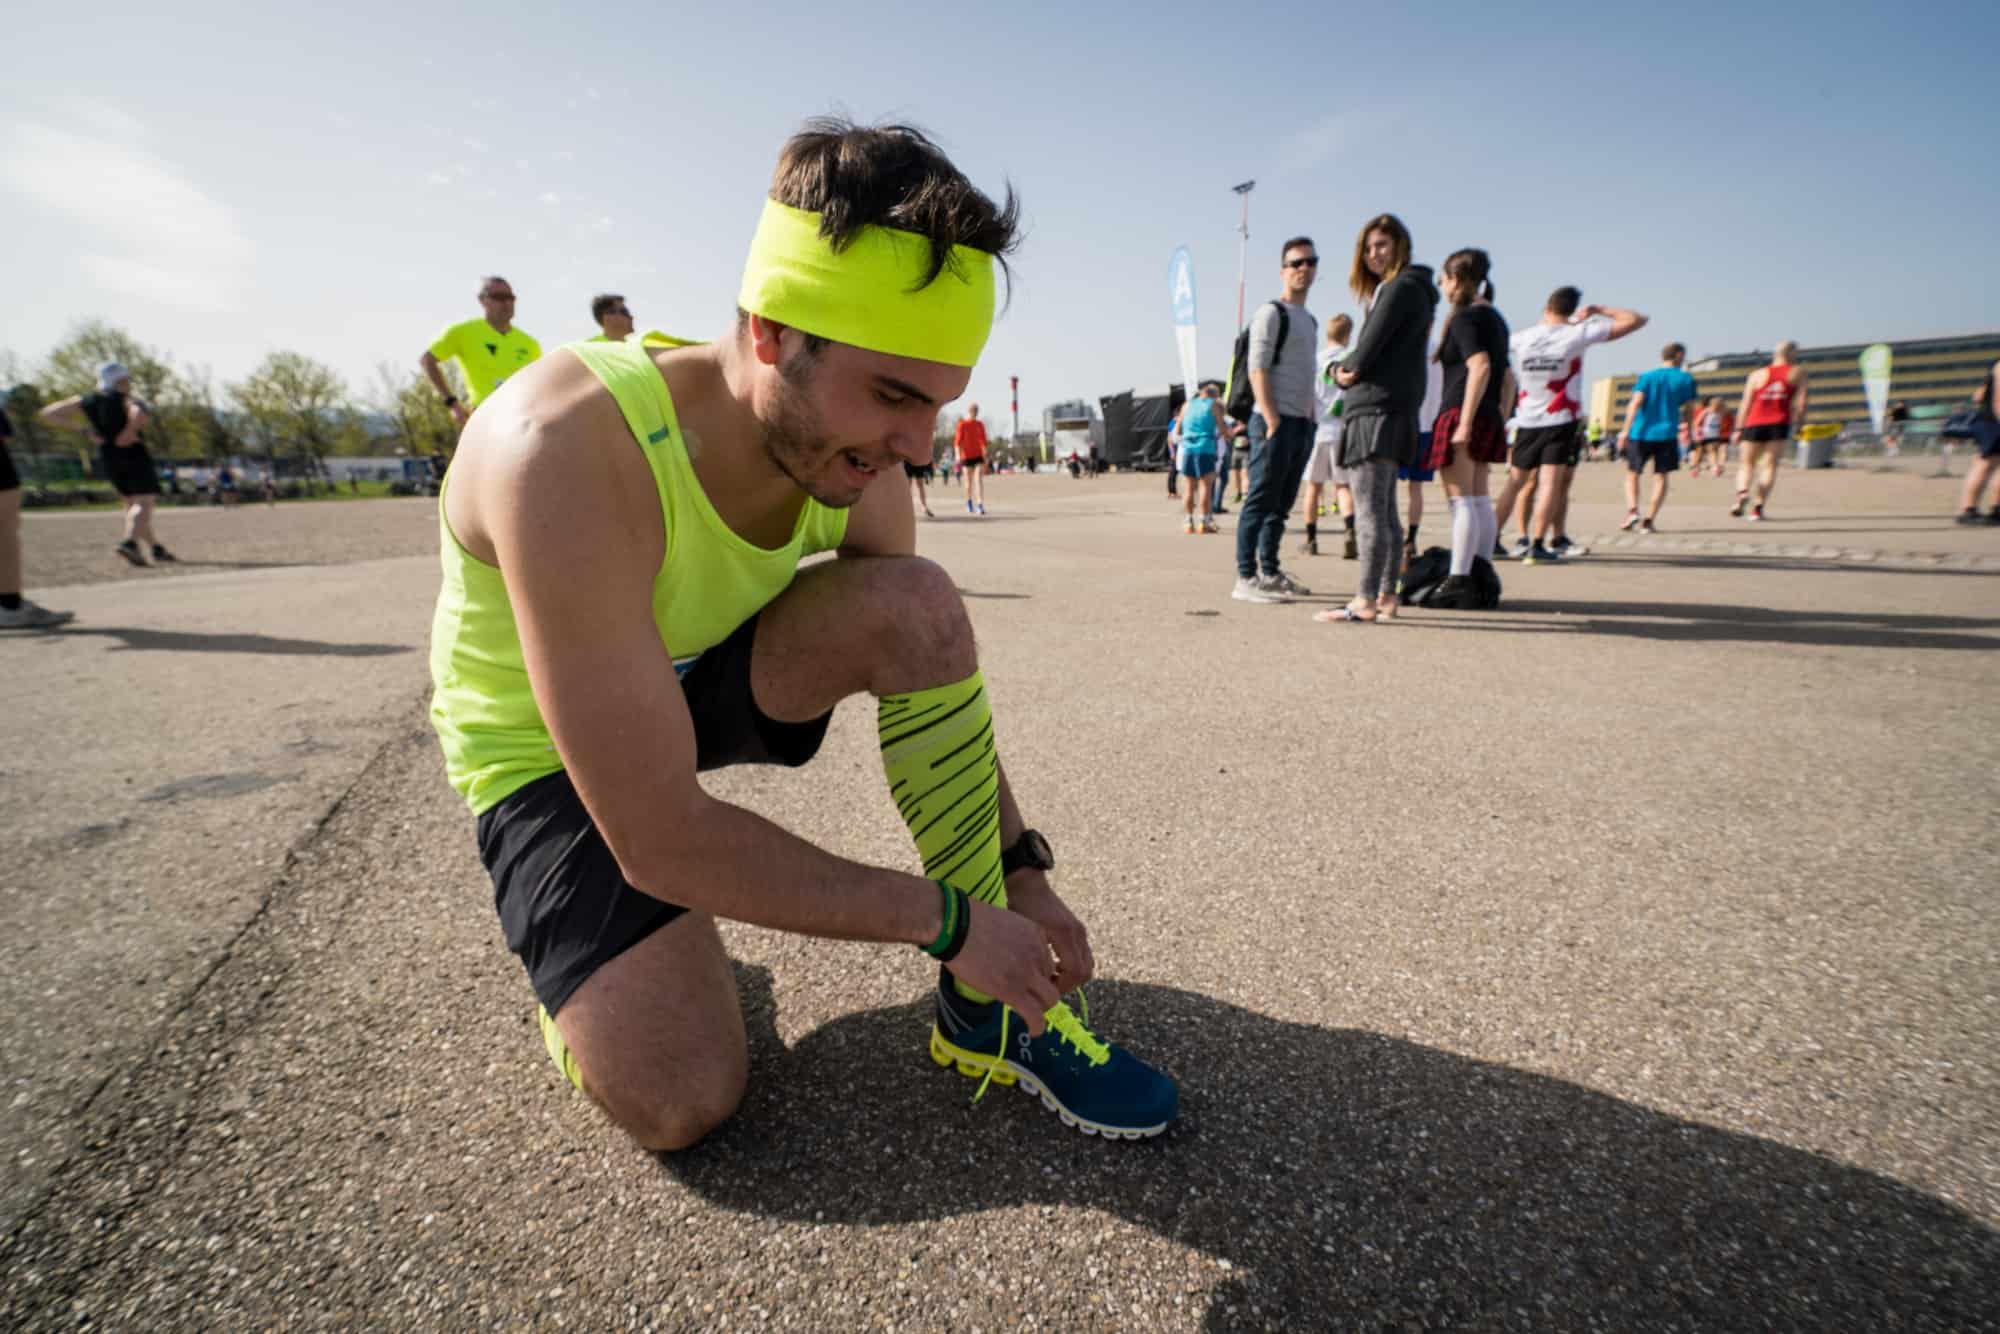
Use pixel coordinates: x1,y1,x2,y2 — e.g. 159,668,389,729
969,992,1108,1105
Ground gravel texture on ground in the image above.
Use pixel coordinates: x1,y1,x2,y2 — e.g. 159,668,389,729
2,469,1996,1331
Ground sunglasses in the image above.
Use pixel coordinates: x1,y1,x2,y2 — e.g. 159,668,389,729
607,306,630,316
1286,257,1320,270
483,292,517,301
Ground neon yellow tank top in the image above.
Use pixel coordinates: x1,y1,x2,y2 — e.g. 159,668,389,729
429,338,849,813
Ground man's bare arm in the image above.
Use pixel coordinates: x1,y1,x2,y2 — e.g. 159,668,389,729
484,396,1057,1020
1733,370,1761,439
1579,304,1648,340
36,395,94,439
420,350,470,426
1621,388,1645,443
1790,366,1810,426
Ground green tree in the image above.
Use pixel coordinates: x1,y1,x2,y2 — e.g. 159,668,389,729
42,320,183,408
372,362,458,460
170,366,243,461
230,352,352,484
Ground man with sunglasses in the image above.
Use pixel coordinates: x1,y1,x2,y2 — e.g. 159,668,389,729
589,293,635,342
421,276,542,427
1230,236,1319,604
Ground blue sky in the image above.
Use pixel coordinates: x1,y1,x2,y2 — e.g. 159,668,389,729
4,0,1997,427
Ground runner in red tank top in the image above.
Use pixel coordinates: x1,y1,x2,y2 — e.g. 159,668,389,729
1730,341,1809,521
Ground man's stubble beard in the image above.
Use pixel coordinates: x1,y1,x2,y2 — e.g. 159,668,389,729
759,356,863,509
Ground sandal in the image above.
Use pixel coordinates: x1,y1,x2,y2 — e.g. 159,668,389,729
1314,604,1376,624
1375,596,1400,620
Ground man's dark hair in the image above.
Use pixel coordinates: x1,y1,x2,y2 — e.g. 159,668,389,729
1280,235,1315,260
590,293,626,322
1662,341,1685,363
770,116,1019,292
1548,286,1582,317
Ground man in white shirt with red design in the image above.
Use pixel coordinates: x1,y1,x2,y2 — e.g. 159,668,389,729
1494,286,1645,564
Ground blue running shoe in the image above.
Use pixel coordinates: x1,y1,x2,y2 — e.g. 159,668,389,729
929,981,1178,1139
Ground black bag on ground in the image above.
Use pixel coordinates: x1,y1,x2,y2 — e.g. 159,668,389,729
1224,301,1289,425
1401,545,1503,609
1399,546,1451,602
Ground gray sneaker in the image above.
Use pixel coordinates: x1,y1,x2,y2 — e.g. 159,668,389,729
1231,576,1285,604
1255,572,1297,601
1266,569,1310,597
0,599,75,630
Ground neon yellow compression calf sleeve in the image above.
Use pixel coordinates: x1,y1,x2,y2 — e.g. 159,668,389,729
879,671,1006,1001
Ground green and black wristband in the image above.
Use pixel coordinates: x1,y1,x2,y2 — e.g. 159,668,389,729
922,880,972,962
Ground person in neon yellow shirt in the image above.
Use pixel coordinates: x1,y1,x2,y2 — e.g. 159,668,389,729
588,292,634,342
430,117,1176,1153
419,276,541,426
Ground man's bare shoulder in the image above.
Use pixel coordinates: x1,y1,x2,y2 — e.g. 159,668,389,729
446,350,654,565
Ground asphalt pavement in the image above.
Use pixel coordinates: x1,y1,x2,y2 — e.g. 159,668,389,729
2,465,1995,1331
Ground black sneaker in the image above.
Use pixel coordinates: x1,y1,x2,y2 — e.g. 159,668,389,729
151,545,178,563
1638,519,1657,535
1522,544,1560,566
1956,509,1983,525
114,540,147,567
1342,532,1358,560
1491,539,1510,560
1986,509,2000,525
1551,535,1575,555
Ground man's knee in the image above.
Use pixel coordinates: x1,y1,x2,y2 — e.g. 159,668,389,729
869,556,974,666
601,1063,747,1154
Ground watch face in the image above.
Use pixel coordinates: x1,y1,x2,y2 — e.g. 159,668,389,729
1025,830,1053,869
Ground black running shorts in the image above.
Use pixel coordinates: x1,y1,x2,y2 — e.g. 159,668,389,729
99,444,162,497
1625,438,1679,473
476,611,833,1015
1741,423,1789,444
0,443,18,494
1512,422,1582,471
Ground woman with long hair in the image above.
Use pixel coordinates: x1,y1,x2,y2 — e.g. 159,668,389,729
1317,214,1436,623
1424,248,1510,602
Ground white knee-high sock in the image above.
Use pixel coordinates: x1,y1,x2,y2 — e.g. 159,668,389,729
1474,496,1498,563
1448,497,1475,576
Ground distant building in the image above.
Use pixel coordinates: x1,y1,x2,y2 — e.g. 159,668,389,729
1590,332,2000,434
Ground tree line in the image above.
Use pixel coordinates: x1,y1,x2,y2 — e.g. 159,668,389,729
2,320,462,473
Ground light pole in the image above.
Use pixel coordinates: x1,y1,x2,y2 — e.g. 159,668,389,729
1232,179,1256,331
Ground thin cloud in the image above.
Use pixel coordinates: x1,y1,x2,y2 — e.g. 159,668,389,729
0,113,250,313
539,191,562,205
1274,107,1402,175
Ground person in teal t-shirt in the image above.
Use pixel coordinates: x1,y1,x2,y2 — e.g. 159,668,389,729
1620,342,1699,533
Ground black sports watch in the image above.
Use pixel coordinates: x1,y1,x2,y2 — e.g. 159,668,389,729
1001,828,1054,876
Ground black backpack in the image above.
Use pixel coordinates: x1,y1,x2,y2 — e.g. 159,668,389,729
1400,545,1503,609
1224,301,1288,425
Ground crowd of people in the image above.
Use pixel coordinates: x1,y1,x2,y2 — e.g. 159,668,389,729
1156,214,1943,617
5,115,2000,1187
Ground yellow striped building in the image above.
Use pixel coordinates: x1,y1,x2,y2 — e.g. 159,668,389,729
1589,332,2000,434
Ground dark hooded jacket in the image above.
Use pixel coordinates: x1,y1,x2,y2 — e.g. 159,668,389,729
1339,263,1437,423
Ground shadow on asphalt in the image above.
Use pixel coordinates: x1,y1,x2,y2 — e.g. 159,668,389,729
61,625,412,657
1414,601,1999,652
666,969,1998,1329
957,590,1031,600
157,559,313,572
1581,553,1999,578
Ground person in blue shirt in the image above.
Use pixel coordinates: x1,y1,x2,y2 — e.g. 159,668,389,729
1620,342,1699,534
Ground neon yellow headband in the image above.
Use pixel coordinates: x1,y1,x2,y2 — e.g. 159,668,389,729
737,199,996,368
